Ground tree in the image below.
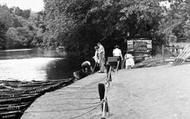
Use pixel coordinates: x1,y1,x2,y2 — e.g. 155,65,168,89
6,26,36,49
14,7,31,19
43,0,76,48
0,6,13,28
158,0,190,43
0,21,6,49
43,0,174,56
66,0,165,55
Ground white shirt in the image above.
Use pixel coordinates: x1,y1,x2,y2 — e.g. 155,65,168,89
93,50,99,63
98,44,105,59
113,48,123,59
98,45,105,55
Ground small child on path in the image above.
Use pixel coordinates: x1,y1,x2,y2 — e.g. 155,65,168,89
124,53,135,69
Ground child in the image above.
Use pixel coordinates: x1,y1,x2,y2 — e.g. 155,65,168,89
124,53,135,69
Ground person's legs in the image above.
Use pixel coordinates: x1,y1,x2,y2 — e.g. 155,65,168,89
121,59,125,69
99,58,105,72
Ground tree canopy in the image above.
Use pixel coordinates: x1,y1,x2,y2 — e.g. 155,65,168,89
43,0,168,57
1,0,190,57
0,5,44,49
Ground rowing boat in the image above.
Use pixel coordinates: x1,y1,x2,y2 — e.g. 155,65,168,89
0,78,74,119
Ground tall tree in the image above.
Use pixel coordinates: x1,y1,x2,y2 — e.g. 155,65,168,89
43,0,171,56
158,0,190,43
43,0,76,48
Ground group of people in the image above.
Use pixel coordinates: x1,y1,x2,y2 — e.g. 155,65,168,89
73,42,135,80
73,42,105,80
112,45,135,69
93,42,135,72
93,42,106,73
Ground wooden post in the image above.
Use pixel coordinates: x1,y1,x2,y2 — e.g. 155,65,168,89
98,83,108,119
98,65,112,119
101,83,109,119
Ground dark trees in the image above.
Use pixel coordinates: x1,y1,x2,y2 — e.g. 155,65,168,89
43,0,165,56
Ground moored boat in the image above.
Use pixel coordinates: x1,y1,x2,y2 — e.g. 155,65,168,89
0,78,74,119
0,102,31,112
0,110,23,119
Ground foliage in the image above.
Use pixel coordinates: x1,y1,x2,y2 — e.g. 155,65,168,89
44,0,163,56
5,26,36,48
158,0,190,43
0,6,14,28
1,0,189,57
42,0,76,48
10,7,31,19
0,6,12,49
0,4,45,49
0,21,6,49
64,0,165,56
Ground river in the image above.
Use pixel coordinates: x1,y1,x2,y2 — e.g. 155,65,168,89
0,48,81,81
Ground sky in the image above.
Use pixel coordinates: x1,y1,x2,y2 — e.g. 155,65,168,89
0,0,44,12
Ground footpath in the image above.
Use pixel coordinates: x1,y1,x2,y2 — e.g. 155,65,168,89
22,63,190,119
21,73,106,119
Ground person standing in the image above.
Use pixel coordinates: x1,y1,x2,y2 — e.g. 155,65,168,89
92,46,100,72
124,52,135,69
97,42,105,73
93,46,99,64
113,45,123,69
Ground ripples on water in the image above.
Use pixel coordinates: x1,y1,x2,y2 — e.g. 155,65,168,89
0,49,80,82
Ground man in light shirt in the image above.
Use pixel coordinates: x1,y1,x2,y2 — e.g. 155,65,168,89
113,45,123,60
113,45,123,69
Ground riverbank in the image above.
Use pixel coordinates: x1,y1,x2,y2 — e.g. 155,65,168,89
21,72,106,119
21,62,190,119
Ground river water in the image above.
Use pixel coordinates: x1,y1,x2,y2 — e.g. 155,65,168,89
0,48,81,81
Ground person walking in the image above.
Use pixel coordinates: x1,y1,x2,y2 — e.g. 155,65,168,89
113,45,123,69
97,42,105,73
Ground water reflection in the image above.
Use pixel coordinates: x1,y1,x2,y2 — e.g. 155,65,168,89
46,58,80,80
0,49,80,81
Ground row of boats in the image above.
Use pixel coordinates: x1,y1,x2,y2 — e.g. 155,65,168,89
0,78,74,119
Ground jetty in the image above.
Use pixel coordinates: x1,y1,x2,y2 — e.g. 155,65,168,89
22,63,190,119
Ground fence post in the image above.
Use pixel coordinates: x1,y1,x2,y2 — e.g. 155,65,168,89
98,64,112,119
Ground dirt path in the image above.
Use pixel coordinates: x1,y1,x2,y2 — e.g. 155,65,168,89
108,64,190,119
